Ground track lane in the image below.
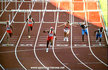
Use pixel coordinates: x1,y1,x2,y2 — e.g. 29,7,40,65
0,23,25,70
88,24,108,66
71,25,108,70
0,1,22,44
35,23,64,70
54,23,90,70
14,1,43,70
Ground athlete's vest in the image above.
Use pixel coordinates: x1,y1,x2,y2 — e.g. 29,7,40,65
48,30,53,37
28,18,32,24
64,24,70,30
6,25,11,30
81,25,87,30
97,29,103,34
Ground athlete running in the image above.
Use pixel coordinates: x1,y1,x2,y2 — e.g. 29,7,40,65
57,21,72,42
6,21,13,45
26,15,35,38
78,22,90,42
43,27,56,52
94,27,105,46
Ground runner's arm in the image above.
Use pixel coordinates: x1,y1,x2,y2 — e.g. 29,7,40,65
26,18,28,22
70,23,73,25
86,25,92,27
94,30,98,34
43,30,49,33
57,24,65,27
54,31,56,36
78,22,82,26
32,18,35,24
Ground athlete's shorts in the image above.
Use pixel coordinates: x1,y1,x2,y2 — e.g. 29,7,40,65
28,24,33,27
96,34,102,38
7,30,12,33
28,26,33,31
82,29,88,35
64,29,70,34
47,36,53,41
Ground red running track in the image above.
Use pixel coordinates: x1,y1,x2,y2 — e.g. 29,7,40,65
0,1,108,70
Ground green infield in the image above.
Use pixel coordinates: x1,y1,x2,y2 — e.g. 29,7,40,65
99,0,107,27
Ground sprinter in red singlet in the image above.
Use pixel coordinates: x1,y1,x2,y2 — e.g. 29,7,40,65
6,21,13,45
26,15,35,38
43,27,56,52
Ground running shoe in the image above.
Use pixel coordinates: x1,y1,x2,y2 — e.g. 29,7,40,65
28,36,31,38
46,48,48,52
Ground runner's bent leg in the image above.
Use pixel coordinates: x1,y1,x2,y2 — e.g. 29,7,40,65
47,40,49,48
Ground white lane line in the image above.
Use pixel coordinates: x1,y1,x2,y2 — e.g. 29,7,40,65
0,1,23,44
0,32,6,44
87,16,108,67
78,62,101,64
0,2,10,17
0,64,5,70
85,0,108,67
70,0,93,70
15,1,36,70
52,1,71,70
33,0,48,70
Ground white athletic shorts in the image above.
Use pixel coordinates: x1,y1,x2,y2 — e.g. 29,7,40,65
64,29,70,34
